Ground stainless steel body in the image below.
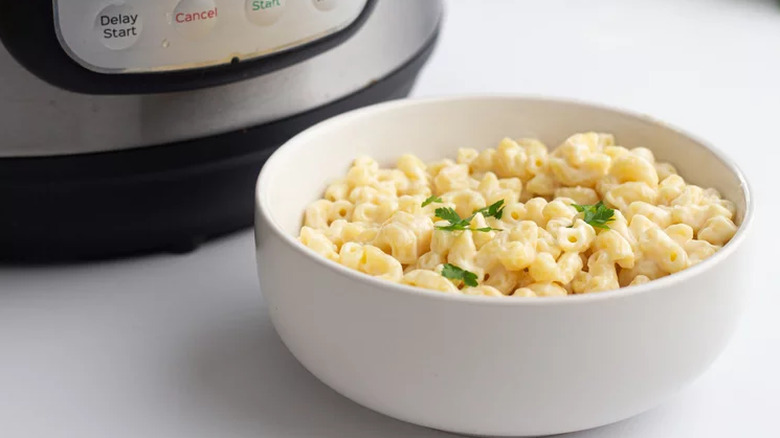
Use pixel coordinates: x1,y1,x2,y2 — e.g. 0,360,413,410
0,0,442,157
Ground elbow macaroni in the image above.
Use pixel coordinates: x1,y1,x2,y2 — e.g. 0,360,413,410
299,133,739,297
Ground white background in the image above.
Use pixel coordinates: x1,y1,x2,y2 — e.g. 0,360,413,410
1,0,778,436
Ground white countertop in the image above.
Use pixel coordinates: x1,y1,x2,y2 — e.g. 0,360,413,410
2,0,778,436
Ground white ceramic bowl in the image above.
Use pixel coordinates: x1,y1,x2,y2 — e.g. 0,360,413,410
255,96,754,437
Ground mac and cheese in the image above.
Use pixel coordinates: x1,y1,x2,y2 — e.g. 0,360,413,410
298,133,738,297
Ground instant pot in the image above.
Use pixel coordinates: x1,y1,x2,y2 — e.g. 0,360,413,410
0,0,442,261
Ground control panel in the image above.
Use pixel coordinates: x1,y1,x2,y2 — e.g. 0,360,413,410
53,0,368,73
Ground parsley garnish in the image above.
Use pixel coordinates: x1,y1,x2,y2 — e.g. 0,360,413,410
571,201,615,229
441,263,479,287
474,200,505,220
434,200,505,232
434,207,463,224
421,195,443,207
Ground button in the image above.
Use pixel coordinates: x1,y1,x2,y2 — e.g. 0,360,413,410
95,4,143,50
312,0,337,11
174,0,219,39
246,0,286,26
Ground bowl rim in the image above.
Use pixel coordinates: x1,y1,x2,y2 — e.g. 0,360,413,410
255,94,755,306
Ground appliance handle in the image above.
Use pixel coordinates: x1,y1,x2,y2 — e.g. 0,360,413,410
0,0,377,95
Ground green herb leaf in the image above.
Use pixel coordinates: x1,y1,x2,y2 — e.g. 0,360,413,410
435,223,467,232
571,201,615,229
474,200,506,220
421,195,443,207
441,263,479,287
434,207,462,224
434,203,503,233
